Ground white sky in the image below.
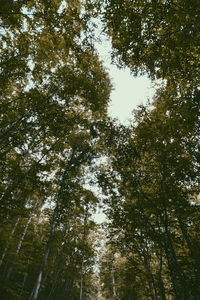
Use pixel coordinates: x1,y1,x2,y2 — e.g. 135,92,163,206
92,36,155,223
92,67,154,223
93,68,154,224
96,36,155,124
108,66,154,124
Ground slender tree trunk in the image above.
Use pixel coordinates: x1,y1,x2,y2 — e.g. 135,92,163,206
20,259,30,298
17,203,37,253
111,263,116,299
80,260,84,300
2,196,35,281
64,278,74,299
29,205,57,300
176,211,198,261
164,247,179,299
30,151,83,299
159,185,187,299
47,268,62,300
79,206,89,300
142,253,158,300
20,272,28,298
163,226,186,299
0,215,21,267
157,253,167,300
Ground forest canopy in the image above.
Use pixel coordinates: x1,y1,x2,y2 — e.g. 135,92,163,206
0,0,199,299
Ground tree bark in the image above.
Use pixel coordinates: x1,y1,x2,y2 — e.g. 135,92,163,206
17,201,38,253
29,207,56,300
0,215,21,267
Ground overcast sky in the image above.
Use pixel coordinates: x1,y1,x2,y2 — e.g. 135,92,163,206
96,36,154,124
108,65,154,124
92,38,155,223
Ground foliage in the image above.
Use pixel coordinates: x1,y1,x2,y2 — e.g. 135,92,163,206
100,0,200,86
0,0,111,299
0,0,199,299
98,85,200,298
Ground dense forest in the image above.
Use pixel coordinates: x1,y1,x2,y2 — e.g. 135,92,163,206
0,0,199,299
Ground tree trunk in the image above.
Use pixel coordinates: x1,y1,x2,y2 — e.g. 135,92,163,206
29,205,57,300
80,260,84,300
111,263,116,299
17,202,37,253
0,215,21,267
142,253,158,300
80,205,89,300
157,253,166,300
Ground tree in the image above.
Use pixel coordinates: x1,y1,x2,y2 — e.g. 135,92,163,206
0,1,111,299
97,87,200,298
1,0,199,299
99,0,200,87
95,1,200,298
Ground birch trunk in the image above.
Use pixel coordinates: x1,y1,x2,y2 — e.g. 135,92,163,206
29,206,57,300
0,216,21,267
16,201,38,253
30,153,78,299
79,205,89,300
79,260,84,300
111,263,116,299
